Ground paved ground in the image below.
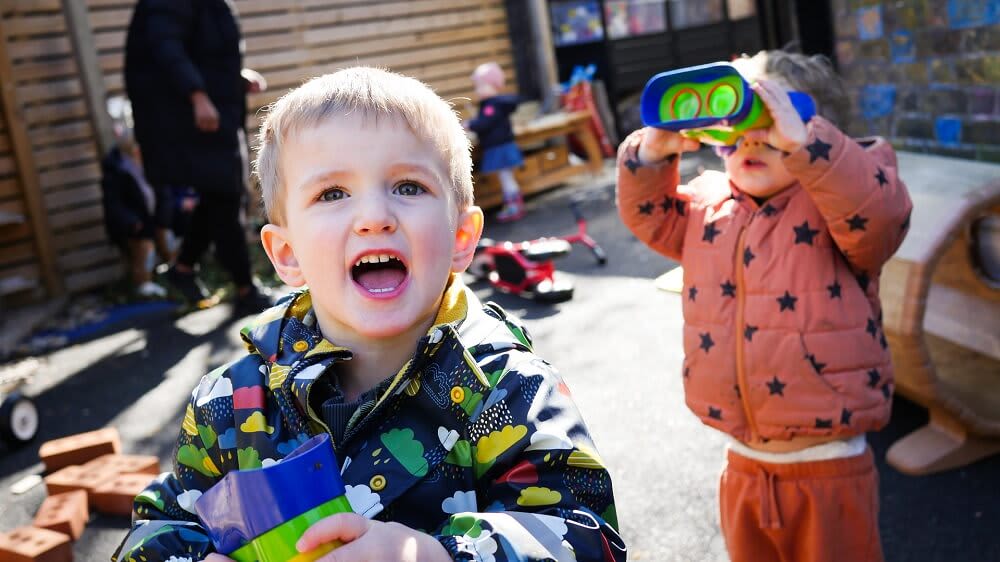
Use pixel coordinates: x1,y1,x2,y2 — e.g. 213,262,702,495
1,158,997,561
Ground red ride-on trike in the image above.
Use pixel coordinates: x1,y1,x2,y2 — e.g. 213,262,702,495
470,200,606,303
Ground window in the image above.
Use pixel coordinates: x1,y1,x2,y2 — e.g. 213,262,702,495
726,0,756,20
605,0,667,39
668,0,724,29
550,1,605,46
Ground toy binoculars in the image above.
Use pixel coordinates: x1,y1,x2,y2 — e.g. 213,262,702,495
640,62,816,146
195,434,353,562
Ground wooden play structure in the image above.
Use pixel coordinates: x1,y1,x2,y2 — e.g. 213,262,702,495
881,152,1000,476
0,0,519,306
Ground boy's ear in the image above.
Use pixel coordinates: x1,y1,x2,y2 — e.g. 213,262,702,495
451,206,484,273
260,224,306,287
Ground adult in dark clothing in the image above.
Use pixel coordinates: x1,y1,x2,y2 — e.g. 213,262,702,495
124,0,269,312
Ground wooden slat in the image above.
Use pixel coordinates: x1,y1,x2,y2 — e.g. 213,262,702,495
23,99,88,125
17,78,82,103
0,177,20,198
52,223,105,251
27,119,92,145
0,239,37,267
0,16,62,295
33,141,97,168
47,202,103,230
63,0,114,155
58,243,118,271
0,221,32,245
5,35,72,59
0,13,66,37
64,260,120,292
39,163,101,191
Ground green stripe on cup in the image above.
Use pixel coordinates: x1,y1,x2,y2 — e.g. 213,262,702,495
229,495,354,562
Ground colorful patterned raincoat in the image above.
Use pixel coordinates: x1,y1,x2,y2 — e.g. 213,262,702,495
113,278,626,562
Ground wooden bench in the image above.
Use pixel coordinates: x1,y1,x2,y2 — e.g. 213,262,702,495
881,152,1000,475
472,110,604,209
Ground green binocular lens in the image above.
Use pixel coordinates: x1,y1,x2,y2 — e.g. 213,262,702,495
659,76,743,123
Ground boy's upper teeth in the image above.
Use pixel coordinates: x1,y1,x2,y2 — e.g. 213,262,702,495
355,254,396,266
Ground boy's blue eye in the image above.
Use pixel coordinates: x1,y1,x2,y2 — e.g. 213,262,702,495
394,181,426,196
319,188,347,202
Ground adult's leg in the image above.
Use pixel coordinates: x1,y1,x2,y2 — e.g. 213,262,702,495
205,190,253,288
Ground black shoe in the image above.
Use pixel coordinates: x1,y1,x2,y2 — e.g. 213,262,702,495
233,286,275,317
165,266,208,305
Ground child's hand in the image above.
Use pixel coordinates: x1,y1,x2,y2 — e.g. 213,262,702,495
202,554,235,561
745,79,808,153
296,512,451,562
637,127,700,165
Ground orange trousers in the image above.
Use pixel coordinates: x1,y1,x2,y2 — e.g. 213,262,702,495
719,446,884,562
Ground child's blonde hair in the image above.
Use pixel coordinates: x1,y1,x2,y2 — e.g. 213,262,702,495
732,50,849,127
471,61,505,91
255,66,474,224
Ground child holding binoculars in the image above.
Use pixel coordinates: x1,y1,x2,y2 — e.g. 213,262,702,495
617,50,912,562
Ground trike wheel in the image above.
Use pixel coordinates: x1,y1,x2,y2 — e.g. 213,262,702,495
530,276,574,303
0,392,39,445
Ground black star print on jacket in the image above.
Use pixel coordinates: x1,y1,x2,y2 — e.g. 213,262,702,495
793,221,820,245
699,332,715,352
827,280,842,299
867,369,881,388
721,281,736,297
767,376,786,396
847,214,869,231
703,222,721,243
806,137,832,163
777,291,797,311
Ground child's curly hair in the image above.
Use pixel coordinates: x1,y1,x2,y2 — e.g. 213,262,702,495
732,50,849,127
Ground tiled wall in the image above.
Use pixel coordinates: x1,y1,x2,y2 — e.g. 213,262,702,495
832,0,1000,161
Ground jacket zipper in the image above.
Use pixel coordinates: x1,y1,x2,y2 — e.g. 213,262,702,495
734,226,760,441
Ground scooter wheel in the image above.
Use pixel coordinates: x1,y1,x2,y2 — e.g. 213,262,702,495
0,392,39,445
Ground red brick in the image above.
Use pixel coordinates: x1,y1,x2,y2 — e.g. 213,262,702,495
43,465,117,499
0,526,72,562
80,454,161,476
38,428,121,473
33,490,89,540
91,473,156,517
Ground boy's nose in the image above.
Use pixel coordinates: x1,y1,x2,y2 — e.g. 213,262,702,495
353,194,397,235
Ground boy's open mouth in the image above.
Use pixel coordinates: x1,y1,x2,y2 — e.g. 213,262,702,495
742,157,766,168
351,253,408,294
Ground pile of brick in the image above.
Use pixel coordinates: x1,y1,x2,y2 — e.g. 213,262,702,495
0,428,161,562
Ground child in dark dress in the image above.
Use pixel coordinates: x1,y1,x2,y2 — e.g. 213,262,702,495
467,62,525,222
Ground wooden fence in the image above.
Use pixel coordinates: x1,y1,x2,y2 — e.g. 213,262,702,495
0,0,515,304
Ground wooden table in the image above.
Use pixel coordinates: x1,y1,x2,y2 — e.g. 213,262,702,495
472,110,605,209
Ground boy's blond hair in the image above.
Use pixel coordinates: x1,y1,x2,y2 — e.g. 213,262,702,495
255,67,474,224
732,50,849,127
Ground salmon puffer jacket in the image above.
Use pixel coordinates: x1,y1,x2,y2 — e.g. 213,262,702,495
617,117,912,443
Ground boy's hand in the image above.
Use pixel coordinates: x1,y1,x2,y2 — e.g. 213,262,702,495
745,79,808,153
297,513,451,562
637,127,700,166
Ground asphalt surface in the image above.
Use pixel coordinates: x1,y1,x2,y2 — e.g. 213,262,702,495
1,159,998,561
